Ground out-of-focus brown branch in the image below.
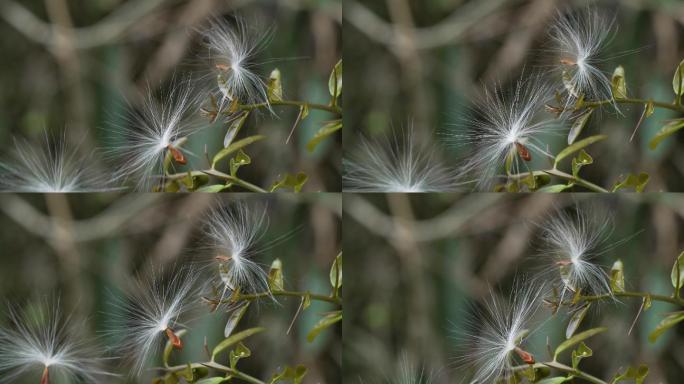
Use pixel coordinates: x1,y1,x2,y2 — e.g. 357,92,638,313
345,0,509,50
0,0,170,49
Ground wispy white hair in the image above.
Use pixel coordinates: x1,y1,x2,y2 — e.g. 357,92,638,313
203,201,271,303
109,79,199,191
448,75,562,191
108,266,199,377
536,205,615,299
0,298,114,383
344,127,461,192
198,16,272,110
548,7,617,110
454,278,545,384
0,132,118,192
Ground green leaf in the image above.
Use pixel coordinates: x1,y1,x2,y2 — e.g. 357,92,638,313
212,135,266,168
571,342,592,369
303,292,311,310
648,311,684,343
611,65,627,99
611,364,649,384
196,379,229,384
554,135,607,166
307,310,342,343
536,378,570,384
224,301,250,338
162,329,187,366
268,258,284,291
328,60,342,106
229,342,251,369
554,327,607,359
212,327,265,359
329,252,342,296
566,303,591,339
612,173,649,192
268,68,283,102
571,149,593,178
671,251,684,293
270,172,308,192
270,365,308,384
649,119,684,150
224,111,251,148
672,59,684,97
196,184,229,193
230,149,251,177
537,184,572,193
568,109,593,144
610,260,625,293
307,119,342,153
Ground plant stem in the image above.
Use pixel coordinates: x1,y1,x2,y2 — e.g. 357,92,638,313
164,170,267,193
239,100,342,115
581,97,684,113
511,362,607,384
236,290,342,305
505,169,609,193
579,290,684,306
164,362,266,384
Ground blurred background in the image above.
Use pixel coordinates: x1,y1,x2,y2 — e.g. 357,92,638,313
0,193,341,383
344,0,684,191
0,0,341,191
344,193,684,382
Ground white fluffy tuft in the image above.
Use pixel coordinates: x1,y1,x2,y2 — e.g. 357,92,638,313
0,132,118,192
0,298,114,383
204,201,271,301
448,75,561,190
344,127,461,192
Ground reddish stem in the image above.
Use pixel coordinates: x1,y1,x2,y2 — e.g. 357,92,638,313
40,366,49,384
514,347,535,364
166,328,183,350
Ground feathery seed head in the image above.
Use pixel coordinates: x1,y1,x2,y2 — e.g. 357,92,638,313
549,7,616,109
0,132,118,192
344,127,461,192
455,279,544,383
449,75,561,190
204,201,270,300
0,298,114,383
110,80,199,191
538,205,614,297
199,16,272,109
110,266,199,376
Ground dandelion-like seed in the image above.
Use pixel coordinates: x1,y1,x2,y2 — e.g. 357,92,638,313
110,80,199,191
0,299,114,383
0,132,118,192
110,266,199,376
548,7,616,109
204,201,271,303
538,206,614,298
199,16,272,110
449,75,560,190
343,127,460,192
455,279,543,384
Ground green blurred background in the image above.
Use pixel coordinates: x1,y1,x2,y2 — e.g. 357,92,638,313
344,0,684,191
0,193,341,383
344,193,684,382
0,0,341,191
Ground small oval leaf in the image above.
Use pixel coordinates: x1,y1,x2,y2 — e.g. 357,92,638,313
555,135,607,166
212,327,265,359
554,327,607,359
212,135,266,168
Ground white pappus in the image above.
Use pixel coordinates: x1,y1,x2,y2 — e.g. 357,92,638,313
536,205,615,299
548,7,617,110
203,201,272,303
199,16,273,110
449,75,561,190
343,127,461,193
0,298,114,384
109,266,199,377
0,132,118,192
110,80,199,191
454,279,545,384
